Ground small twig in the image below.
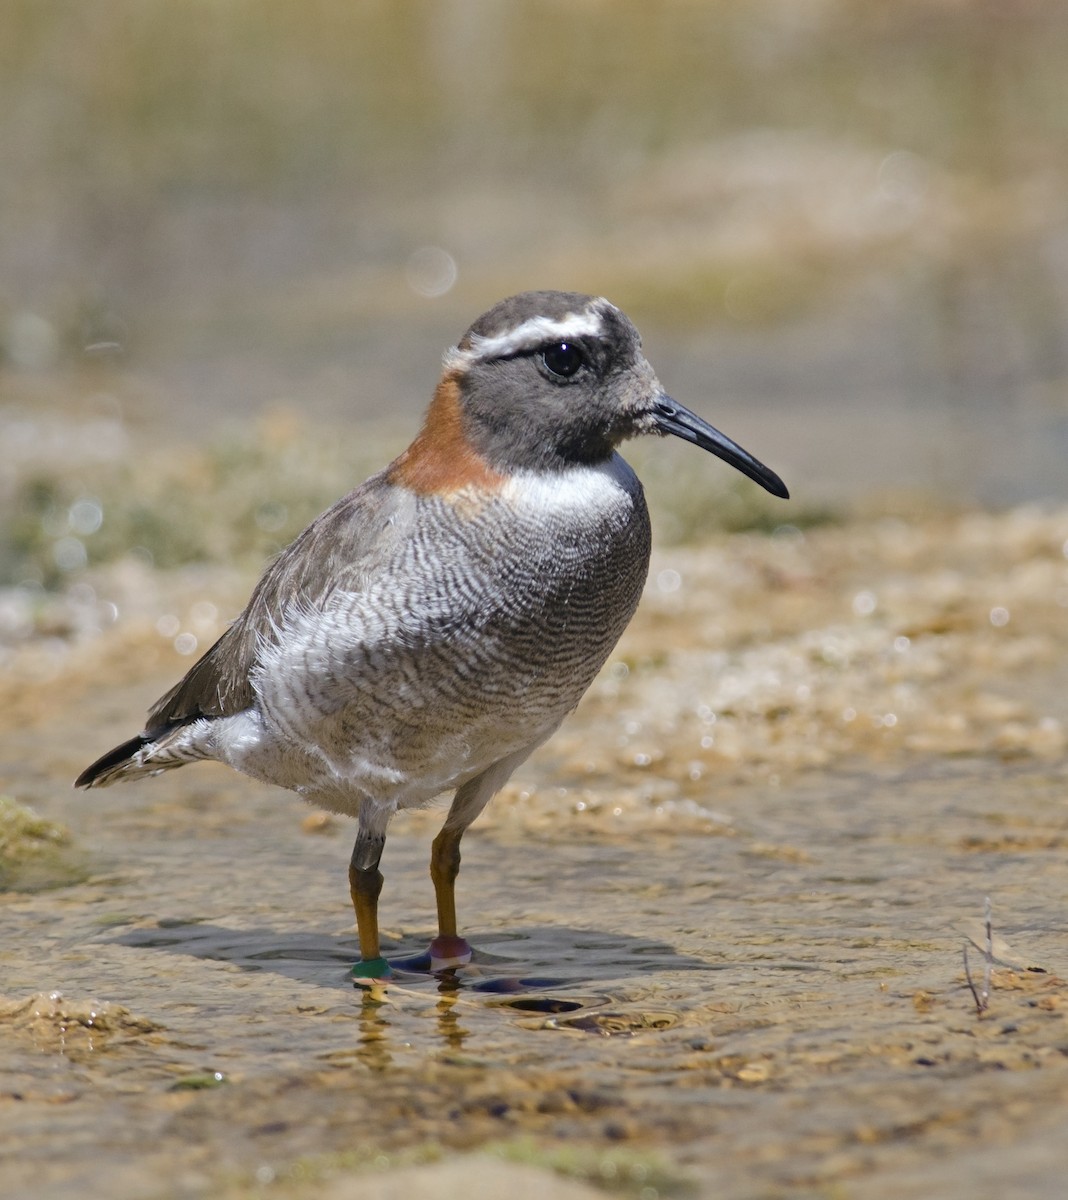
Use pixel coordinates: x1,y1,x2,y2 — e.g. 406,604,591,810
963,895,993,1016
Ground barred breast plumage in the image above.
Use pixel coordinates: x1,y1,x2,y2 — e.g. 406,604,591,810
219,456,650,815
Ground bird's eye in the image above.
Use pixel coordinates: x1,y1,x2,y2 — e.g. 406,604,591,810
540,342,586,380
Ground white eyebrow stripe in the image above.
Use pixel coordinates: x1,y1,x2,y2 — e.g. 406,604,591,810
442,304,612,371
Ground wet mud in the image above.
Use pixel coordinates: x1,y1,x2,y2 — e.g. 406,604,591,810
2,506,1068,1199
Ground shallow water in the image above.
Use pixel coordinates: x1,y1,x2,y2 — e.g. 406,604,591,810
4,757,1068,1199
3,507,1068,1199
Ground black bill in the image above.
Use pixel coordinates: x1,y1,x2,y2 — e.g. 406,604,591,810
653,396,789,499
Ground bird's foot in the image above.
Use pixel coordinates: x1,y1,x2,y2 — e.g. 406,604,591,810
427,934,473,972
356,937,474,979
350,955,393,985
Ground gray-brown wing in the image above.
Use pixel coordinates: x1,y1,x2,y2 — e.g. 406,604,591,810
145,470,405,731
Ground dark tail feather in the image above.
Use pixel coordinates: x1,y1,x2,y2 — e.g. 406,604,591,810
76,719,211,788
75,734,151,788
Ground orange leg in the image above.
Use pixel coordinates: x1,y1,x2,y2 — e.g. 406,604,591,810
349,832,391,980
428,823,473,968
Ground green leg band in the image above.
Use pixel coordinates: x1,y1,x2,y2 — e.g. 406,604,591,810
351,956,392,981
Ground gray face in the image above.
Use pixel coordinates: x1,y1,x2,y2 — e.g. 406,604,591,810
449,291,664,472
448,290,790,498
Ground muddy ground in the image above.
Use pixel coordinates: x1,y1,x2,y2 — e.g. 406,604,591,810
2,504,1067,1199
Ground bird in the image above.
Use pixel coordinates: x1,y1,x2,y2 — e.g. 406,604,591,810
76,290,789,982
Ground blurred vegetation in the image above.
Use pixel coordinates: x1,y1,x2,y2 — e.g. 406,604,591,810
0,413,393,589
1,0,1065,527
0,413,829,592
629,439,834,542
2,0,1066,347
0,795,88,891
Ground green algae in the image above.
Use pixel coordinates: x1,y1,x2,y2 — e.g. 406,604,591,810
0,795,89,891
